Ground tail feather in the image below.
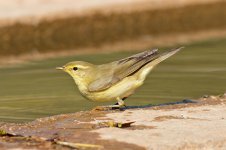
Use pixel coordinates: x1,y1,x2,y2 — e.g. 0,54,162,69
138,47,183,81
148,47,183,67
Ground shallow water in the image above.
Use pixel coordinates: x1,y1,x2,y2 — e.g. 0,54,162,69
0,38,226,123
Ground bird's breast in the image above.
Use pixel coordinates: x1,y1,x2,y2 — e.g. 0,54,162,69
81,76,143,102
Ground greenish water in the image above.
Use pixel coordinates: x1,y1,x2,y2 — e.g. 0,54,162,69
0,38,226,123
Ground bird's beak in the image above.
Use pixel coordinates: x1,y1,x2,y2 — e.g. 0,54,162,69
56,66,64,70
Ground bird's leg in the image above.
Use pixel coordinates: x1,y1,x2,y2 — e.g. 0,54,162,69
105,97,126,108
101,97,126,108
114,97,127,105
116,97,126,107
92,97,126,111
104,97,126,109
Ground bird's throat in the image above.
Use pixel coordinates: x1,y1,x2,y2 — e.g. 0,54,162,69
73,77,89,94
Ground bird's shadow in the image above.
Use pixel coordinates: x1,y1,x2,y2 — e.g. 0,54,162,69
117,99,199,111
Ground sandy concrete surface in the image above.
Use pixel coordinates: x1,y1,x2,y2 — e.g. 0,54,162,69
96,102,226,149
0,0,223,25
0,94,226,149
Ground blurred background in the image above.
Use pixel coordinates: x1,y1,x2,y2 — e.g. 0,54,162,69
0,0,226,122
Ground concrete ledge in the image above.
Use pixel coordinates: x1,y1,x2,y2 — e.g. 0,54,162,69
0,93,226,149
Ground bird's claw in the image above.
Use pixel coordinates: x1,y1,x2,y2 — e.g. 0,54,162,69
91,105,126,111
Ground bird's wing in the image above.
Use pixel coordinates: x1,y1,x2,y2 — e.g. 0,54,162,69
88,49,160,92
88,47,183,92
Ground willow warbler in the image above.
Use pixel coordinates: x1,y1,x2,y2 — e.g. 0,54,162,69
57,47,183,108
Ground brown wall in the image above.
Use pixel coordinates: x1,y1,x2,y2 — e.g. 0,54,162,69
0,1,226,56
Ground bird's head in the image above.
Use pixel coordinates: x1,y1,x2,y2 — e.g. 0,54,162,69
56,61,94,84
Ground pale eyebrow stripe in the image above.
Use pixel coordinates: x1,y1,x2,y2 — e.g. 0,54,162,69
76,65,90,69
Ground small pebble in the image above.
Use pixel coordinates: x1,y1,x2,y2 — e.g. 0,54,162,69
202,95,209,98
181,114,184,119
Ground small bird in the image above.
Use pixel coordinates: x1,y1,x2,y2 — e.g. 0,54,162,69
57,47,183,108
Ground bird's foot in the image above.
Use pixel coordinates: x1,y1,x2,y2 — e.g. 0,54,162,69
116,97,126,108
92,98,126,111
92,105,126,111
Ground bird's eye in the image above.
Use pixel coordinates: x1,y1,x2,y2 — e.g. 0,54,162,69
73,67,78,71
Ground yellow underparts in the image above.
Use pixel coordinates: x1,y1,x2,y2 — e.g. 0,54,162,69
77,66,153,102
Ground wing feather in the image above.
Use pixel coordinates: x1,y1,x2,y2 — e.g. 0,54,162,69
88,49,158,92
88,47,182,92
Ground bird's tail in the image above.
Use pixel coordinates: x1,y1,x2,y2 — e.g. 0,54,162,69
148,47,184,67
137,47,183,81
